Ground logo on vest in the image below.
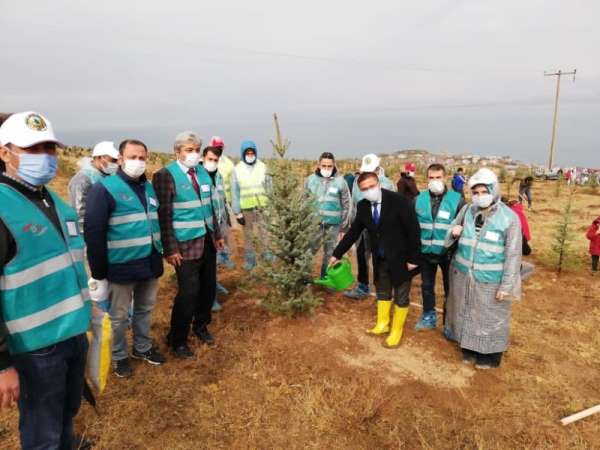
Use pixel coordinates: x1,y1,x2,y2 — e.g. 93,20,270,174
119,192,134,202
22,223,48,236
180,183,192,191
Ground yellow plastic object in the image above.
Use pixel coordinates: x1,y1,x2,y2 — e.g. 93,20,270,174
385,306,409,348
313,257,355,291
366,300,392,335
86,303,113,393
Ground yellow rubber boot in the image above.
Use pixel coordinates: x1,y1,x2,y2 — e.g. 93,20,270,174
385,306,409,348
367,300,392,335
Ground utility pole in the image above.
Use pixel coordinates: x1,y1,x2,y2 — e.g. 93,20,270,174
544,69,576,170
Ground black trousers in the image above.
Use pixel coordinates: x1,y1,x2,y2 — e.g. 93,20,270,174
169,241,216,347
462,348,503,367
356,232,370,286
592,255,599,271
374,256,411,307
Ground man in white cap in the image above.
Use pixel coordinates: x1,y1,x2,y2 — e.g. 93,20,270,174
0,112,92,449
344,153,397,299
68,141,119,229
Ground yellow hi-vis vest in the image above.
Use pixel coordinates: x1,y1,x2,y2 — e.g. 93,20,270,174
218,155,235,204
234,160,268,210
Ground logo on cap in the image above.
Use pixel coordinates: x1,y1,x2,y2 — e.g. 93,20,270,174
25,114,47,132
364,157,372,165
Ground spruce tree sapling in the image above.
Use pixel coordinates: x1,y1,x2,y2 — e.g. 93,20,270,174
551,187,576,274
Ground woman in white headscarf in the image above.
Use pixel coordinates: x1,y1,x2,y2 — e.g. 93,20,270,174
444,168,522,369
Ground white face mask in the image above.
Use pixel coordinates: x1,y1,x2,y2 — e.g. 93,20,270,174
181,152,201,168
428,180,445,195
122,159,146,178
102,162,118,175
472,193,494,209
320,168,333,178
363,186,382,203
203,160,218,173
245,155,256,164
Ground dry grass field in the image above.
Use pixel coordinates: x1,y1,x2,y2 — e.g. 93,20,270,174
1,154,599,449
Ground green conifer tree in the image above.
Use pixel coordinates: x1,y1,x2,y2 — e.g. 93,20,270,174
256,114,322,315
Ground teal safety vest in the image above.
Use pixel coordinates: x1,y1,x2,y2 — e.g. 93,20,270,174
0,185,91,354
453,203,516,284
416,190,461,255
82,166,104,184
166,162,215,242
306,174,346,225
101,175,163,264
352,174,396,204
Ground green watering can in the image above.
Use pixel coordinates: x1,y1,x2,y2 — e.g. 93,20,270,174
313,257,355,291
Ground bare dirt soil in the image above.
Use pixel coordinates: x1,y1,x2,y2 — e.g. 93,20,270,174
0,164,599,449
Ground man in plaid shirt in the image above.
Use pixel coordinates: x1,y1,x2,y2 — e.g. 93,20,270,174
153,131,224,359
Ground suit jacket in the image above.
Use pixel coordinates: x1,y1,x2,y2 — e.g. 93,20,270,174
333,188,422,284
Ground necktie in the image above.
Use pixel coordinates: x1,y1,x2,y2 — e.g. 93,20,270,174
372,202,380,225
188,168,200,197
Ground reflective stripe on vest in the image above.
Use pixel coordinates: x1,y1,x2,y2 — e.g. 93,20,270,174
306,174,345,225
234,161,268,210
416,190,461,255
0,185,91,354
452,204,515,284
166,162,214,242
101,175,163,263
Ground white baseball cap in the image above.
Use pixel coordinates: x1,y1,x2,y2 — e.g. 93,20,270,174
0,111,63,148
92,141,119,159
360,153,381,173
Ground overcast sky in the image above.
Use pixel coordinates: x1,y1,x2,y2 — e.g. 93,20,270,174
2,1,599,166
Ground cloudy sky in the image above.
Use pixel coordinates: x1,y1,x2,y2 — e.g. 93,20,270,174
2,1,599,166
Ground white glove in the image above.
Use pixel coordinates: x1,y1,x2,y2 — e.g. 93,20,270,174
88,278,109,302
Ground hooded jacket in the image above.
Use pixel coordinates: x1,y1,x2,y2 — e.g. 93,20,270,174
586,217,600,256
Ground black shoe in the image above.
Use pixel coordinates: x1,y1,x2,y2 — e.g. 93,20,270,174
193,325,214,345
131,346,167,365
172,344,194,359
114,358,133,378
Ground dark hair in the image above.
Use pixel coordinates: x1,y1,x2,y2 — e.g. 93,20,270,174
203,146,222,158
119,139,148,154
0,114,12,172
427,163,446,175
319,152,335,162
457,167,464,172
357,171,379,186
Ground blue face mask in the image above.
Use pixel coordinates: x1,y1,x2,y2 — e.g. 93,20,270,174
16,153,58,186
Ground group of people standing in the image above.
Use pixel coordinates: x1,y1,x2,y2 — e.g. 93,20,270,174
0,110,531,449
0,111,274,449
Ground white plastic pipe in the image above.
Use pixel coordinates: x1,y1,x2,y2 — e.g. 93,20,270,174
560,404,600,426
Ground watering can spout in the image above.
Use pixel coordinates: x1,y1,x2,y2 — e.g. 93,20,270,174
314,277,336,289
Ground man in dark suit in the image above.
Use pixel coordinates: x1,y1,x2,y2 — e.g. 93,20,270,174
330,172,421,348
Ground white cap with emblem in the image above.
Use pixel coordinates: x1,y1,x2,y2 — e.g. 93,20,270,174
360,153,381,173
92,141,119,159
0,111,63,148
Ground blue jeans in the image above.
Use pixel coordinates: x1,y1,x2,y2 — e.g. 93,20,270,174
12,334,88,450
110,278,159,361
420,254,450,316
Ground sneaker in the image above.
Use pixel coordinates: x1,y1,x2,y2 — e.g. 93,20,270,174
415,311,437,331
131,346,166,365
343,285,370,299
216,282,229,295
212,298,222,312
475,362,494,370
172,344,194,359
217,253,236,270
193,325,215,346
243,253,256,271
114,358,133,378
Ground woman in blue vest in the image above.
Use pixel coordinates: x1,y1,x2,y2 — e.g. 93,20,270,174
0,112,91,449
304,152,352,279
444,168,522,369
153,132,224,359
